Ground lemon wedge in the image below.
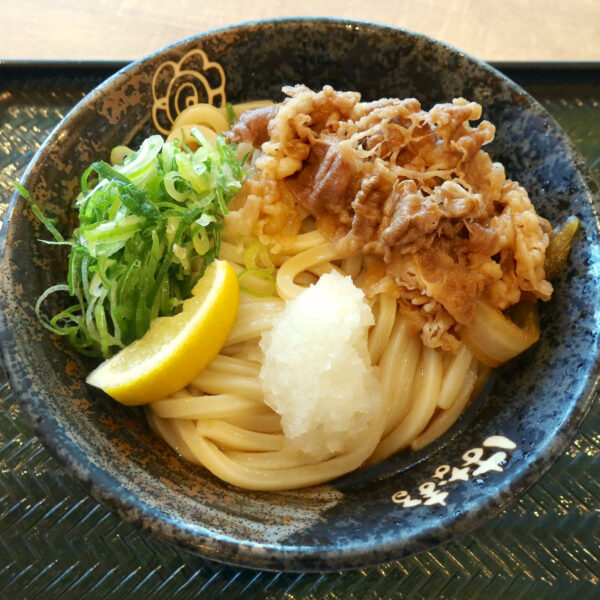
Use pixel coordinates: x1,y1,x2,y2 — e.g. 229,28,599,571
86,259,239,405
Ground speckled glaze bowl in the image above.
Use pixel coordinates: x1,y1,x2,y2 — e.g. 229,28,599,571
1,19,599,572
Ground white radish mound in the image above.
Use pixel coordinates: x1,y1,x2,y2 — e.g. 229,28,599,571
260,271,382,460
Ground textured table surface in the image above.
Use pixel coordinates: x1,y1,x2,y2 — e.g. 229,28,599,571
0,65,599,599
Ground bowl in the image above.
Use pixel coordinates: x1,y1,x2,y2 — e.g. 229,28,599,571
1,19,599,572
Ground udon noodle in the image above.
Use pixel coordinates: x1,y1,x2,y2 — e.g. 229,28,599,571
144,87,553,491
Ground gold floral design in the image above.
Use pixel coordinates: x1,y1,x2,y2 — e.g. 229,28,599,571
152,49,227,135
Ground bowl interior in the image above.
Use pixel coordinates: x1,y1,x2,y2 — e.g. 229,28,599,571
1,20,599,571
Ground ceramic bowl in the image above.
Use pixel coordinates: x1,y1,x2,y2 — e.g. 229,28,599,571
1,19,599,571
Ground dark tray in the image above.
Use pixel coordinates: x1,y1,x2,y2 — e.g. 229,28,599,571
1,63,599,599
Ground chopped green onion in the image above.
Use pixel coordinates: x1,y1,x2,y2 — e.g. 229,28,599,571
238,268,276,297
110,145,134,166
226,102,237,127
22,131,246,358
12,180,66,244
244,242,275,273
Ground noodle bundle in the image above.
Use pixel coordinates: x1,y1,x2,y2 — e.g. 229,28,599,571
142,87,563,490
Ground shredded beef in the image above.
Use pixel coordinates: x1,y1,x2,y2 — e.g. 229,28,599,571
226,85,553,351
284,137,356,215
226,105,279,147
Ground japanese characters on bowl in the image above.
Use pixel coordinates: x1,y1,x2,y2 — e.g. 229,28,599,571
392,436,517,508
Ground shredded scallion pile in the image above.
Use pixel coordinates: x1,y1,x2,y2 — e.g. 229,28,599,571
19,129,246,358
